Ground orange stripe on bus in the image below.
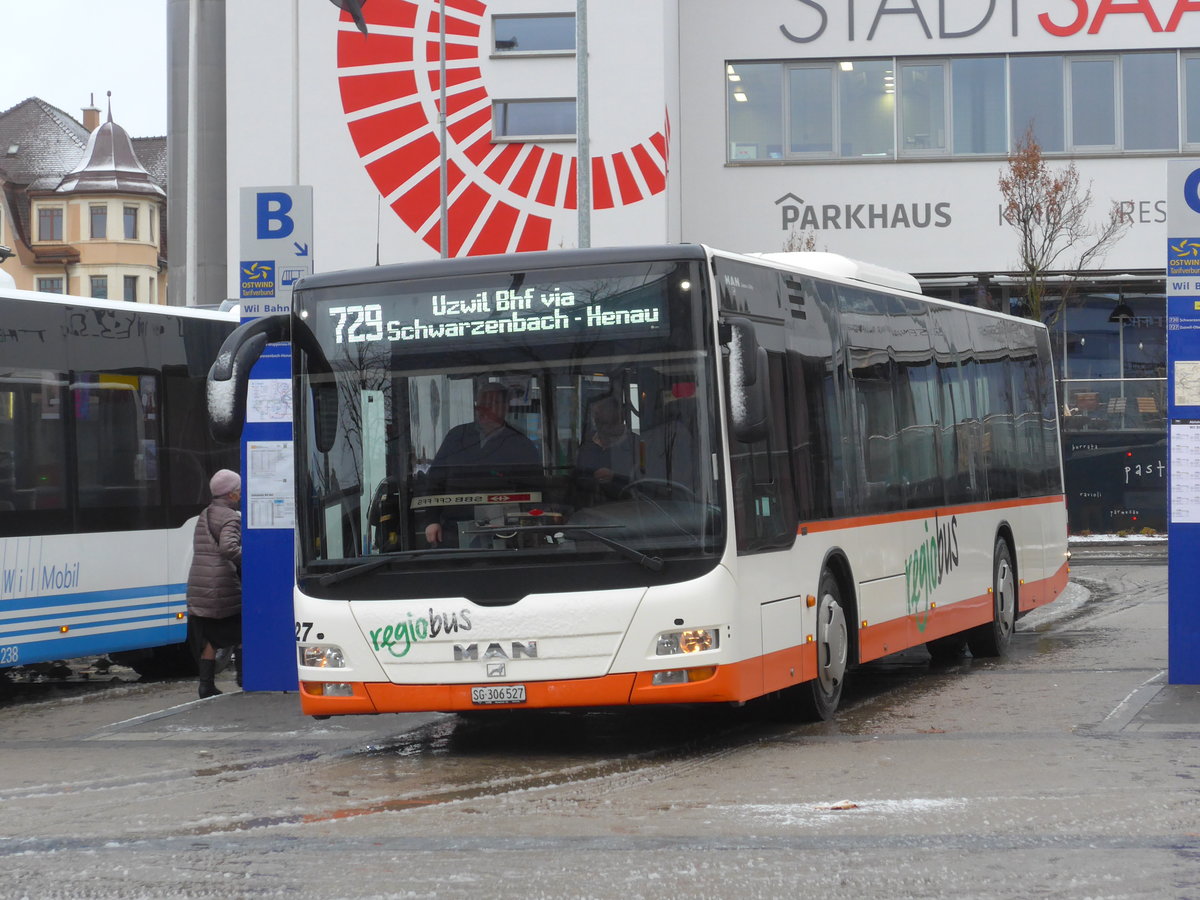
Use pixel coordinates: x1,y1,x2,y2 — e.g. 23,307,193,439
1018,560,1070,612
857,562,1071,663
798,494,1066,534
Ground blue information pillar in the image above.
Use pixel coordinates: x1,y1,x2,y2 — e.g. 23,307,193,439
240,348,298,691
1165,161,1200,684
237,186,313,691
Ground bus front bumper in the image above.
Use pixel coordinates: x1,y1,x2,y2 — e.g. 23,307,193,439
298,659,775,716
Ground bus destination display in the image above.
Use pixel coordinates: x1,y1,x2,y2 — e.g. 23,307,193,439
324,283,669,347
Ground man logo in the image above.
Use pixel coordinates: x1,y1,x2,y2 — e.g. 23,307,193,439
453,641,538,661
487,663,506,678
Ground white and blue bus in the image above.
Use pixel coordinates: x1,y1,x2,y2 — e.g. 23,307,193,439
0,288,237,675
212,245,1069,719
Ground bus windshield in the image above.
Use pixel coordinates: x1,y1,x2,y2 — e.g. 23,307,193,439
294,257,722,591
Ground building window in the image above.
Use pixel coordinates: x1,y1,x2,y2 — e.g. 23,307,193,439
1124,52,1177,151
951,57,1007,155
899,61,946,154
1009,56,1065,152
90,275,108,299
728,63,783,160
787,66,833,156
37,207,64,242
729,50,1195,163
493,99,575,139
838,60,895,158
492,13,574,54
90,205,107,239
37,277,64,294
124,275,138,302
1187,55,1200,147
148,208,156,243
1069,57,1117,149
124,206,138,240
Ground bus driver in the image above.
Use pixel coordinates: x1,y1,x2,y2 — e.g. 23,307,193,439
420,382,540,546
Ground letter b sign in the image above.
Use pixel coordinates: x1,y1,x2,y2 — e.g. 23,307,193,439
257,191,295,239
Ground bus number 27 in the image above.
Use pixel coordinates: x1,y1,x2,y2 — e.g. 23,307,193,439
295,621,314,641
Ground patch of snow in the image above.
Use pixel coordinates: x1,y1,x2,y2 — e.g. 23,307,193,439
740,797,968,826
1068,533,1166,542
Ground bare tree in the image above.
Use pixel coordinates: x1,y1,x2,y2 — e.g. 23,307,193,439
998,126,1130,321
783,229,820,252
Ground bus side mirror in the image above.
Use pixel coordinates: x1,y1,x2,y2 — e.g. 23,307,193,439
290,317,338,454
207,313,338,453
721,316,770,444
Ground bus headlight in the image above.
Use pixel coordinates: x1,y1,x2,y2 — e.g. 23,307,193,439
656,627,719,656
300,645,346,668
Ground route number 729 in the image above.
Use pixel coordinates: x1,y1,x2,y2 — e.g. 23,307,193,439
327,305,384,344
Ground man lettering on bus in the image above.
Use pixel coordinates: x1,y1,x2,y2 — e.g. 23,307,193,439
420,382,540,546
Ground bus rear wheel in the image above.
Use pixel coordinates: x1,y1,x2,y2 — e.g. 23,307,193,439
793,570,848,721
967,537,1016,658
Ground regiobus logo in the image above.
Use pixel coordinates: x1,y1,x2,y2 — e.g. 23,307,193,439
334,0,669,257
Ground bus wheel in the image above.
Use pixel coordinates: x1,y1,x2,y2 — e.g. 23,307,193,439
795,570,848,721
967,538,1016,658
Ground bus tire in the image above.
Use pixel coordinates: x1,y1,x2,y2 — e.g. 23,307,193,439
967,537,1016,658
794,569,848,721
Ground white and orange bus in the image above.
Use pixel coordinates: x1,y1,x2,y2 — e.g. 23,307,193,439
211,244,1069,719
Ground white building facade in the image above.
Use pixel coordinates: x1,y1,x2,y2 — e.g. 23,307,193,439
225,0,1200,531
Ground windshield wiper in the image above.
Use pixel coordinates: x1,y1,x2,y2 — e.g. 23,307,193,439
316,554,400,586
566,526,665,572
487,524,664,571
315,547,493,586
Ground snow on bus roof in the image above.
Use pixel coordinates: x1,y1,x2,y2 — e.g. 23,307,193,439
747,251,923,296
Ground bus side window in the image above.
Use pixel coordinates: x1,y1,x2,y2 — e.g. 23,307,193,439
729,351,797,554
852,363,899,513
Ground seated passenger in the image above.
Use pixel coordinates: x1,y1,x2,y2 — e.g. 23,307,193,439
640,382,698,495
572,395,639,505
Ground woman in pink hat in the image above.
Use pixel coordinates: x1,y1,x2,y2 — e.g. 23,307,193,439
186,469,243,698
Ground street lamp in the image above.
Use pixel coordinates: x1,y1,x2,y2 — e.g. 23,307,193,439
576,0,590,247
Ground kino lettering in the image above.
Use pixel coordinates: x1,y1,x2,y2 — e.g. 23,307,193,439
370,608,473,658
903,514,960,631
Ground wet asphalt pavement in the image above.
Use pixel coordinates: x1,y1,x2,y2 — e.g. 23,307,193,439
0,553,1196,899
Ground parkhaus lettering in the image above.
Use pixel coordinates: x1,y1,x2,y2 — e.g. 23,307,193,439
776,193,952,231
779,0,1200,44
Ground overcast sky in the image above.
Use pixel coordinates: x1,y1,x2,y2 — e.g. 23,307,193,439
0,0,168,137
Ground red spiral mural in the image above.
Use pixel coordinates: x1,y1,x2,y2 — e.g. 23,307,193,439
335,0,669,256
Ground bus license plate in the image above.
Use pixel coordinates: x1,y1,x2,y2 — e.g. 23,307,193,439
471,685,527,705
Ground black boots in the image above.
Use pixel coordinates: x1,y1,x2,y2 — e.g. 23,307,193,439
198,658,222,698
